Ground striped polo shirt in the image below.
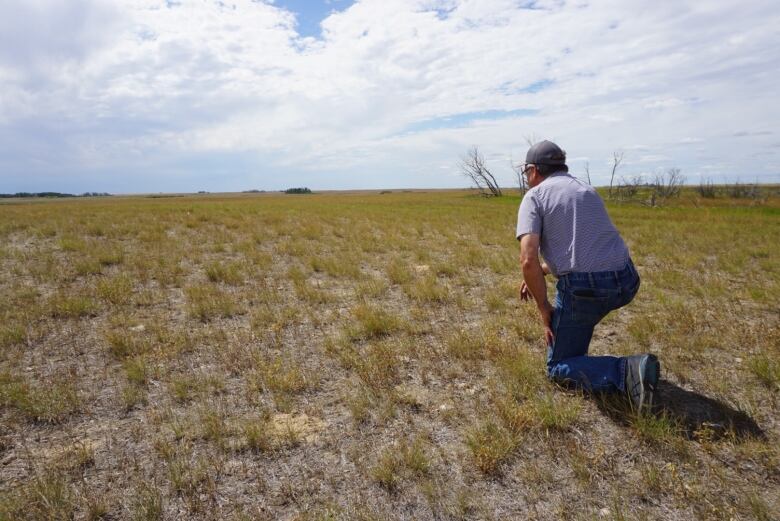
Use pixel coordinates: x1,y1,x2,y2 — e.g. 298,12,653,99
516,171,629,277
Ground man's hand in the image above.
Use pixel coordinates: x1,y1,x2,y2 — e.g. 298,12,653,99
520,280,530,301
520,280,555,345
520,263,549,301
519,233,554,347
538,300,555,346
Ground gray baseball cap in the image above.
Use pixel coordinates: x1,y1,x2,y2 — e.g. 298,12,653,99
525,140,566,166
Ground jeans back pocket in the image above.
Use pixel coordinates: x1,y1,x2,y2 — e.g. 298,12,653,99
570,288,611,326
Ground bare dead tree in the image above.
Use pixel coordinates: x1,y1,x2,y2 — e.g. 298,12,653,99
584,161,592,185
512,134,544,194
727,180,761,199
653,168,684,198
460,146,502,197
510,157,528,195
648,167,685,206
523,133,542,148
608,151,624,199
616,174,644,200
697,177,717,198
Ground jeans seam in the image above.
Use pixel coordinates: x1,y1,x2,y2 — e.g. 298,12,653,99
619,358,627,392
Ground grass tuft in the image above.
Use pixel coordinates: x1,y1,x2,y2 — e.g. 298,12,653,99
632,411,681,444
370,437,431,491
404,275,449,303
0,372,81,423
205,260,244,285
348,303,402,340
130,481,164,521
0,324,25,348
446,328,485,360
748,354,780,390
386,257,413,285
97,273,134,305
185,284,241,320
105,330,150,359
465,421,517,475
243,416,274,453
48,292,99,318
0,471,76,520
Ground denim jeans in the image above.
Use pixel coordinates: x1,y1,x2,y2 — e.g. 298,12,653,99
546,259,640,393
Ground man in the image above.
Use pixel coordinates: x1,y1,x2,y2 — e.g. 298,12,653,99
516,140,660,412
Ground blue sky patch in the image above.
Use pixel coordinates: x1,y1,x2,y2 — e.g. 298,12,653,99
275,0,355,38
427,5,457,20
403,108,538,133
498,79,554,95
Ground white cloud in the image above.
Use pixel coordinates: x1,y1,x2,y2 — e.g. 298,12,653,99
1,0,779,192
643,98,685,110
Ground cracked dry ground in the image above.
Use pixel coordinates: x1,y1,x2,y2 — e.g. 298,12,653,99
1,190,779,520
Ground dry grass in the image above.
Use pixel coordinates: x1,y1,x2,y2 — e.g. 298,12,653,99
0,188,779,519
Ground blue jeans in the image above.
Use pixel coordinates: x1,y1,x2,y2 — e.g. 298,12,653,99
547,260,640,393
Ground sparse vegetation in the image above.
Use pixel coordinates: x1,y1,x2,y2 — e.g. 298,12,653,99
0,188,778,519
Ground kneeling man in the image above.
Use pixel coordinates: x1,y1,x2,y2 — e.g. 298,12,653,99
516,140,659,411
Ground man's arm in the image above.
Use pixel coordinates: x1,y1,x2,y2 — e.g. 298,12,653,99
520,261,550,300
519,233,554,345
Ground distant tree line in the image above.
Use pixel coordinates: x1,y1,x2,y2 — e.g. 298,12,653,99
284,187,312,194
462,140,771,206
0,192,112,198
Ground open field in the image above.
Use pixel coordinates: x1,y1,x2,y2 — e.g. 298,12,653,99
1,188,779,520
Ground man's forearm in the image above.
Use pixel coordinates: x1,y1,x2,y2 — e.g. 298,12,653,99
522,259,549,309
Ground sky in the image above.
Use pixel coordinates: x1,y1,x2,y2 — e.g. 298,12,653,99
1,0,779,193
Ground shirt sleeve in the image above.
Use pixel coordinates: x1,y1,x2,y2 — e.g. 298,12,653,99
516,191,542,240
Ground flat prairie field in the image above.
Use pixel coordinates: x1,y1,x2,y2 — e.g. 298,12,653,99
1,189,779,520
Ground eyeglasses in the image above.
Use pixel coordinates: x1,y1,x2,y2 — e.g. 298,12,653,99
521,164,535,176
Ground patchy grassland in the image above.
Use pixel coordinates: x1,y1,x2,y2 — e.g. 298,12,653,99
0,188,778,520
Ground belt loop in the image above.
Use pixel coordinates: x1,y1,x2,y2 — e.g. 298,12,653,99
588,273,595,288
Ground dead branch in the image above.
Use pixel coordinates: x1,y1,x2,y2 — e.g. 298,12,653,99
460,146,502,197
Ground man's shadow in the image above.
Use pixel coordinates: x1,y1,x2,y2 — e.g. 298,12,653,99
596,379,765,440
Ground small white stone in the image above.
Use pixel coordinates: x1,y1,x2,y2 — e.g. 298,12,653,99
130,324,146,332
599,507,610,518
